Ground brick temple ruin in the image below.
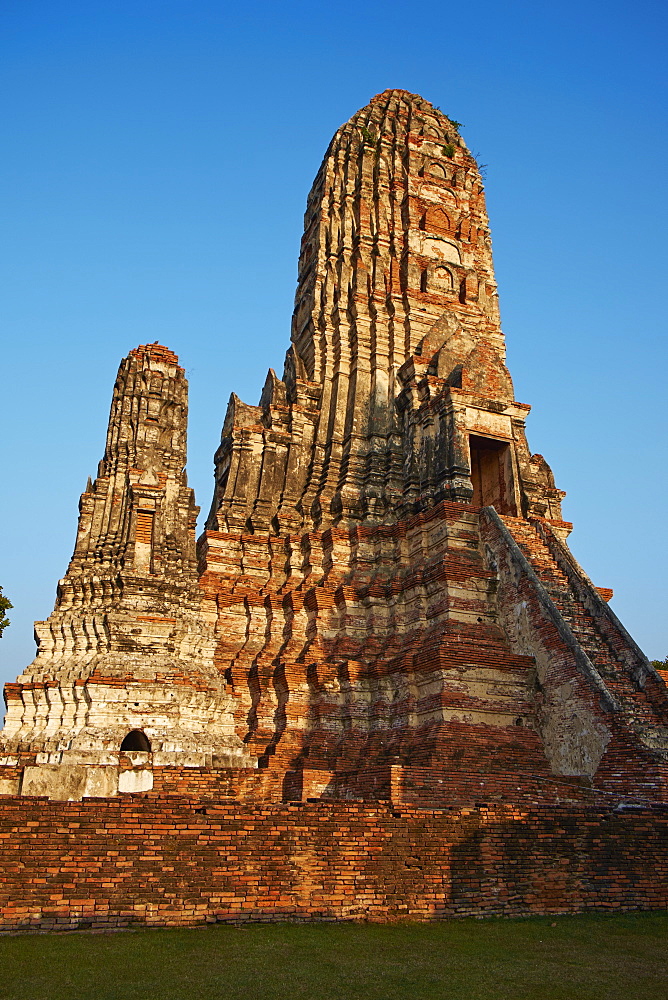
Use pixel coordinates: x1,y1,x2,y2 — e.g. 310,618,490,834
1,90,667,929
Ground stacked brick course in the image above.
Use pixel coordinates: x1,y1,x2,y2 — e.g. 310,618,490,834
0,796,666,931
1,90,666,928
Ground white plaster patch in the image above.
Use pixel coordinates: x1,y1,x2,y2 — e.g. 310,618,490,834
118,769,154,793
423,237,461,264
465,408,511,437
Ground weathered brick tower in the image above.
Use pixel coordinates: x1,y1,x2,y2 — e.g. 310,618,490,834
0,345,251,798
2,89,667,829
195,88,668,804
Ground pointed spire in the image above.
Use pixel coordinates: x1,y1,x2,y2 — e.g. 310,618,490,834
1,344,249,765
208,91,511,532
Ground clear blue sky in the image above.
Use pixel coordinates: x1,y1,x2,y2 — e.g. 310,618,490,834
1,0,667,688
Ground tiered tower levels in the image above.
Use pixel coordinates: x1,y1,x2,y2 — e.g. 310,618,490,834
1,90,667,811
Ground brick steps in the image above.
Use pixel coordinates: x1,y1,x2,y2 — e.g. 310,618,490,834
502,517,662,730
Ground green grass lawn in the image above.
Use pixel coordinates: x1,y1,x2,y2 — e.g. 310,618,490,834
0,912,666,1000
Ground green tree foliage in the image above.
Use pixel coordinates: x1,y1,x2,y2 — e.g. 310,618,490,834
650,654,668,670
0,586,11,638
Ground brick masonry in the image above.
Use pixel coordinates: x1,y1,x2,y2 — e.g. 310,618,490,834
1,795,666,931
1,90,667,930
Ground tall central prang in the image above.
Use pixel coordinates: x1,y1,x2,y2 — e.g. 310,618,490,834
208,89,561,534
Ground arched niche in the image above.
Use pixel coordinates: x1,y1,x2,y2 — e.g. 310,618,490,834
120,729,151,753
427,161,447,181
423,125,444,140
424,206,451,234
433,266,454,289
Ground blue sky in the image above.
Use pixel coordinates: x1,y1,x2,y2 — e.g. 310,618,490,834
1,0,667,687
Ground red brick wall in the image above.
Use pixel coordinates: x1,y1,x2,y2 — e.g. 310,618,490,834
149,766,280,799
1,795,667,931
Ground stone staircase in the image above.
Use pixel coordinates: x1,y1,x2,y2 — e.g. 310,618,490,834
500,515,668,744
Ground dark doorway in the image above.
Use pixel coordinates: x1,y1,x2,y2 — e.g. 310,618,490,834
469,435,516,514
120,729,151,752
